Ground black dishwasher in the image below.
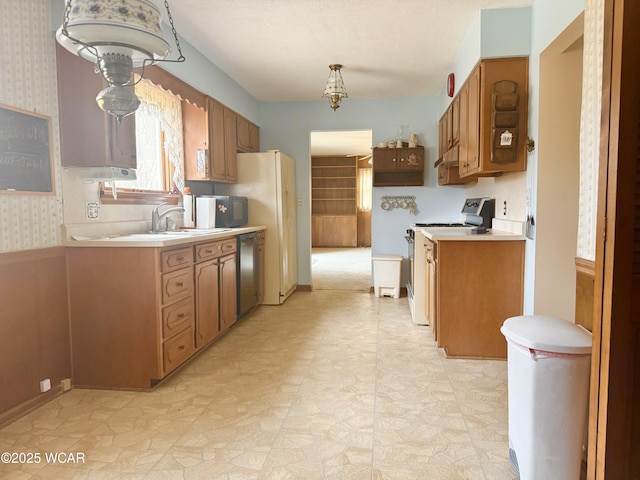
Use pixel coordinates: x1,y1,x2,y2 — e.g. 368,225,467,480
237,232,259,318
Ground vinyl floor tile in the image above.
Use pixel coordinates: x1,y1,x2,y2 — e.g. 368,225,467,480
0,289,516,479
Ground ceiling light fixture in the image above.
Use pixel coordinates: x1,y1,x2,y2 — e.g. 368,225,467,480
322,64,348,111
56,0,185,123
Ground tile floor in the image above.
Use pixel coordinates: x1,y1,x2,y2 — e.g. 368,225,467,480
0,290,517,479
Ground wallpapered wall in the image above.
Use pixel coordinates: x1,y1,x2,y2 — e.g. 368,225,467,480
577,0,604,261
0,0,63,253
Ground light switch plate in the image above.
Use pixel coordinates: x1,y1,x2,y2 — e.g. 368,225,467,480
86,202,99,220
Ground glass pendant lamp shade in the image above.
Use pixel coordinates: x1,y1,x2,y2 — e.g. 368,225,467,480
56,0,183,121
322,64,348,111
96,85,141,124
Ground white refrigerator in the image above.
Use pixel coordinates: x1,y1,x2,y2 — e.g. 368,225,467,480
217,150,298,304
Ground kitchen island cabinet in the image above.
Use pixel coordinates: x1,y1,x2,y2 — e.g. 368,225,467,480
420,229,525,359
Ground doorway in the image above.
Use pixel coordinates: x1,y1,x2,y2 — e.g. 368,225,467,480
310,130,373,291
535,20,584,320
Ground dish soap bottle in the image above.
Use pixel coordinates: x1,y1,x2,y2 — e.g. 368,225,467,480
183,187,194,228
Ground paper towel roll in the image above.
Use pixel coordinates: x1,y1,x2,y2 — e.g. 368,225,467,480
183,193,194,227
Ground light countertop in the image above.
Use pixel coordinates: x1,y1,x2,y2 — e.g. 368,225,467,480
64,225,266,248
419,227,525,241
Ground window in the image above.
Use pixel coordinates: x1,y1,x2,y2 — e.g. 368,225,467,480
358,166,372,212
101,78,185,204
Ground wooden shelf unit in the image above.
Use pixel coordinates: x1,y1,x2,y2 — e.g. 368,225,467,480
311,156,358,247
311,157,357,215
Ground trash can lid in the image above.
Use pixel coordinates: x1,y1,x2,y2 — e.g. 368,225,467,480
372,254,403,261
500,315,592,355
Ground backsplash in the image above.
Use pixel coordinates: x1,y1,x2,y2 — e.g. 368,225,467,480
0,0,63,252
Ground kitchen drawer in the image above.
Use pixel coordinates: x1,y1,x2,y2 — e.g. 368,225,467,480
218,239,237,254
195,239,237,262
163,325,195,375
161,266,194,304
162,295,194,339
161,247,192,272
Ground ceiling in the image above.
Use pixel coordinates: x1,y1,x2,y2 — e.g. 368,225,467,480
163,0,533,153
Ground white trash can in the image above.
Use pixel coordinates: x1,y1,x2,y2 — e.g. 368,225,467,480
372,254,402,298
500,315,592,480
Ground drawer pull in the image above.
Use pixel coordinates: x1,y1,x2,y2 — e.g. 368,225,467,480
177,256,184,261
179,344,185,350
205,249,213,254
176,281,184,287
178,313,185,319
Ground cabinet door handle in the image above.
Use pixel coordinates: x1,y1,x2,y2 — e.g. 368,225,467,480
400,158,405,162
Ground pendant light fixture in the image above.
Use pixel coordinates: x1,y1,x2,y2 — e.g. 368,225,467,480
56,0,185,123
322,64,348,111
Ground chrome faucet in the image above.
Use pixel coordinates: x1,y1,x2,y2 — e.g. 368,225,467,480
151,202,185,233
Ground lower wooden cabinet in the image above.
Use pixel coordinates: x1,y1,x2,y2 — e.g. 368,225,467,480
67,236,240,390
195,259,220,348
432,239,525,359
194,239,237,350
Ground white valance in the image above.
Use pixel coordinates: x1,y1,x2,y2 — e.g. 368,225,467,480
135,78,185,192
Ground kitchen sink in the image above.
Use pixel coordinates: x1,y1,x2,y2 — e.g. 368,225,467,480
158,228,232,235
100,229,233,240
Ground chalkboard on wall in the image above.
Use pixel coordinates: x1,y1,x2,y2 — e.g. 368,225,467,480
0,104,54,194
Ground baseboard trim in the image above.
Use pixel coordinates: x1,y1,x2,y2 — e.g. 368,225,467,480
296,284,313,292
0,386,63,429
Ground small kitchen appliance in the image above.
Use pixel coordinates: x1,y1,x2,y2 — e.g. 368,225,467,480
195,196,216,229
210,195,248,228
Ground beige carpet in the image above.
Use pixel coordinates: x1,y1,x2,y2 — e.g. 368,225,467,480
312,247,372,291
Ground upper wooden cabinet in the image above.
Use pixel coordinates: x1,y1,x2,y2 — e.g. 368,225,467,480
183,98,255,183
223,107,238,183
56,44,136,168
460,57,528,178
373,146,425,186
438,56,528,182
236,115,260,152
182,100,209,180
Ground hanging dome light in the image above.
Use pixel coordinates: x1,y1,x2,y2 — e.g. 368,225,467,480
56,0,184,122
322,64,348,111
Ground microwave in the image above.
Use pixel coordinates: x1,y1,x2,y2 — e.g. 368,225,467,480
211,195,248,228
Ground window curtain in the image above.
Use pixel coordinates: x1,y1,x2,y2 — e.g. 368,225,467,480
358,167,372,212
134,78,185,192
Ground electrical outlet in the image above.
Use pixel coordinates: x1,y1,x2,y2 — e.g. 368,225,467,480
296,197,303,207
61,378,72,392
503,200,508,216
39,378,51,393
86,202,99,220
